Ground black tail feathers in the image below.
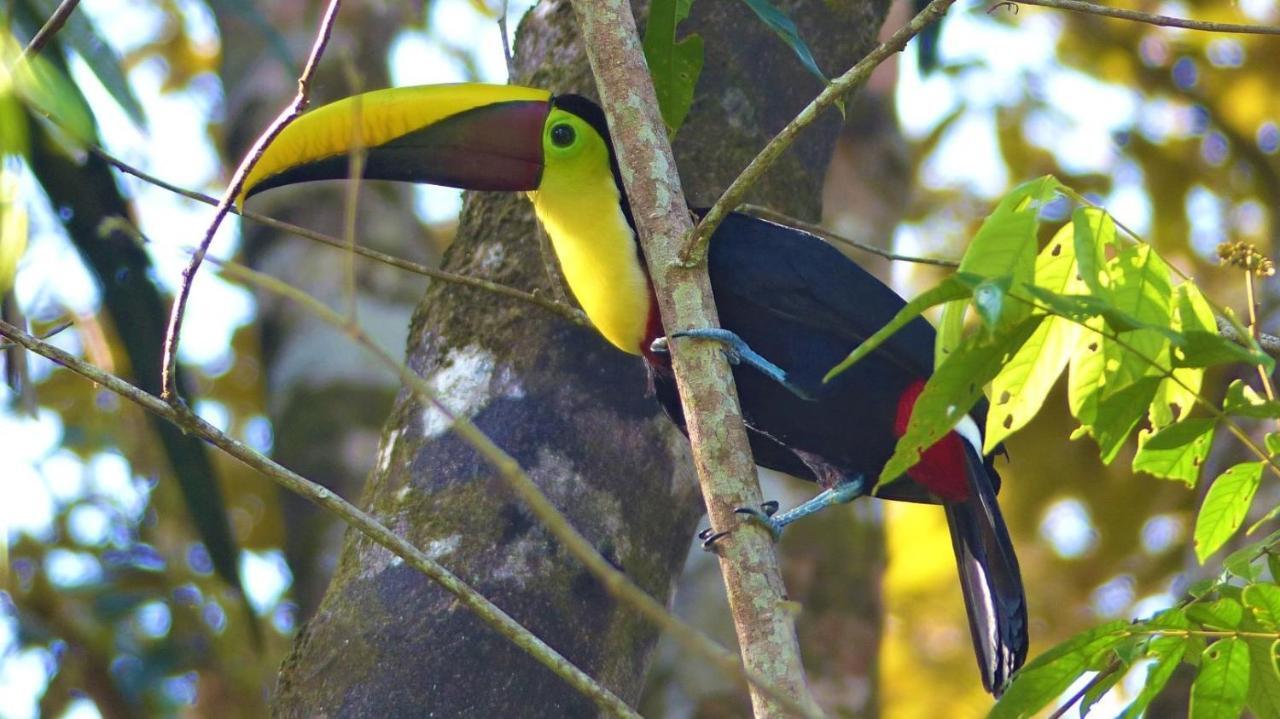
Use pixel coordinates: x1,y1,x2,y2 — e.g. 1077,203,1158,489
944,446,1028,696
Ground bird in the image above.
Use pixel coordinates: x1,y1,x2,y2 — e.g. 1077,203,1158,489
238,83,1028,695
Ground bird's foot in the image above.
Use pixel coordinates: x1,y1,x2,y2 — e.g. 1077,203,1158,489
698,478,866,550
651,328,814,401
698,501,780,550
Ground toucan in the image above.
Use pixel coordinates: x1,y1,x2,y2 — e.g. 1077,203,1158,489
238,83,1028,695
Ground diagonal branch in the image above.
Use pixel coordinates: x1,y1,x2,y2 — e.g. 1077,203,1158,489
570,1,822,717
1005,0,1280,35
680,0,959,265
159,0,341,402
0,318,637,718
18,0,80,61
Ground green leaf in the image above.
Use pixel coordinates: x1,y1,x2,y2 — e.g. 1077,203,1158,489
984,222,1084,450
738,0,828,84
1226,543,1266,581
1120,641,1188,718
1243,584,1280,628
1187,598,1244,630
1223,380,1280,419
1080,665,1127,716
24,0,146,126
1246,637,1280,719
1133,417,1217,486
1153,284,1215,428
1072,207,1118,298
963,175,1061,280
972,276,1010,330
880,317,1041,485
990,620,1129,719
1175,330,1273,370
1089,376,1162,465
935,295,968,367
1,33,95,148
1196,462,1266,564
1190,638,1250,719
825,275,974,382
1267,434,1280,457
642,0,703,136
1269,552,1280,583
959,176,1062,331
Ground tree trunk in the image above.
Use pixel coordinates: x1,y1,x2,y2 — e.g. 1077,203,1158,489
269,0,891,714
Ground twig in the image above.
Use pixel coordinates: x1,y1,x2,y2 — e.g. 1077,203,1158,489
0,317,73,350
1005,0,1280,35
92,148,588,326
498,0,515,80
195,251,822,717
0,318,638,719
680,0,958,265
160,0,341,401
740,204,960,268
18,0,79,62
1045,658,1122,719
570,1,822,717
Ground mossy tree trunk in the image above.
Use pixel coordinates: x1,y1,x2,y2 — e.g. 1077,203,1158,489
267,0,892,714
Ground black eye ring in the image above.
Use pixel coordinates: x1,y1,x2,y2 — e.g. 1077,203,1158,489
550,123,576,148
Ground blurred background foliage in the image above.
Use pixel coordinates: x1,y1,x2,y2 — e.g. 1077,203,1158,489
1,0,1278,717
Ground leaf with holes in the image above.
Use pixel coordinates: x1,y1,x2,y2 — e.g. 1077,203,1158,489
1133,417,1217,486
1190,638,1250,719
1072,207,1118,299
985,222,1085,451
1223,380,1280,419
1196,462,1265,564
642,0,703,135
879,317,1041,487
1153,283,1215,429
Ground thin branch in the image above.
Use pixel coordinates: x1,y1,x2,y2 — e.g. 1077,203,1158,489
1217,316,1280,356
498,0,515,80
18,0,79,62
1006,0,1280,35
740,204,960,268
91,148,587,326
570,1,822,717
680,0,958,265
0,318,638,718
160,0,341,401
1045,658,1122,719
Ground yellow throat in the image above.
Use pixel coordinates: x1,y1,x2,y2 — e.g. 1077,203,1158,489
527,108,652,355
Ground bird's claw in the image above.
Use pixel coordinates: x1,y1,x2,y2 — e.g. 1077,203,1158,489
698,500,784,550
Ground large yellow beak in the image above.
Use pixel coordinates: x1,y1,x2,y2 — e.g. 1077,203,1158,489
240,83,552,204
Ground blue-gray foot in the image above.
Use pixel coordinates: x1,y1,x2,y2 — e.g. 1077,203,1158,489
652,328,815,401
699,477,866,549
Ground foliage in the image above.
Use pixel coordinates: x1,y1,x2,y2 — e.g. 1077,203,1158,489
641,0,702,136
830,174,1280,716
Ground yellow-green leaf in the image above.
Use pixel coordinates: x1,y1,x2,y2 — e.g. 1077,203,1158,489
1196,462,1266,564
1133,417,1217,486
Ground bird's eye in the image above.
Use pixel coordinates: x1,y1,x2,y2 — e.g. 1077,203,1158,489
550,123,576,148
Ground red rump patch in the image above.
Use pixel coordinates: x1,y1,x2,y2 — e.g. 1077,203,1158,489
894,380,972,502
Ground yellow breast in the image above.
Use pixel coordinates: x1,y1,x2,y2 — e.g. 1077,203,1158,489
528,178,651,355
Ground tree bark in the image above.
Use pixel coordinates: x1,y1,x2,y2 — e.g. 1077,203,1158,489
270,0,890,714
